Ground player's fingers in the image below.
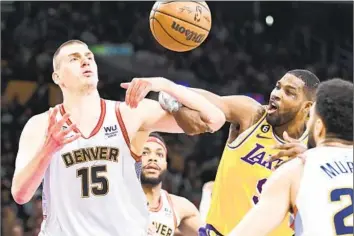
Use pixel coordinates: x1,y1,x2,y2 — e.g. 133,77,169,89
52,113,71,132
57,124,77,138
129,79,144,107
272,143,294,150
125,80,136,107
135,83,151,107
269,151,287,161
48,107,58,129
283,131,298,143
63,133,81,144
283,148,299,158
120,82,130,89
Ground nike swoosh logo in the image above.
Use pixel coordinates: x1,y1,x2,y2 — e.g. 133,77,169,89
256,134,272,139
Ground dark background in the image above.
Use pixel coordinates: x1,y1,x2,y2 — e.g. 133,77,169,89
1,1,353,235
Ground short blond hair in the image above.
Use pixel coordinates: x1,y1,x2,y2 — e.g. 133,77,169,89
52,40,87,70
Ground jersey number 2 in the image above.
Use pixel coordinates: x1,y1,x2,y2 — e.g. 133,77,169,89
77,165,109,198
330,188,353,235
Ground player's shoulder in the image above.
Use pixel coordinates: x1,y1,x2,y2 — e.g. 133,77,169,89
169,193,189,205
169,194,197,210
272,158,304,183
169,193,199,219
25,110,50,128
277,158,304,173
20,110,50,139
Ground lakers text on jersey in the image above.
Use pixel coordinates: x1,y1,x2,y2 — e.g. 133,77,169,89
207,112,308,236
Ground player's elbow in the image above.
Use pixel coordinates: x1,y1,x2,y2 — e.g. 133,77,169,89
11,180,31,205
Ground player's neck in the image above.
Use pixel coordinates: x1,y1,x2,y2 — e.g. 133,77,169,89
143,184,162,209
62,90,100,115
317,139,353,148
273,118,306,140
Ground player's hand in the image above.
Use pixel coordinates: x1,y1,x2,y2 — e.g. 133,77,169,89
121,77,172,108
173,107,214,135
44,107,81,153
269,131,307,161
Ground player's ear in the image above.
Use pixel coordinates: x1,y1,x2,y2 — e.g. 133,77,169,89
303,101,313,116
314,117,325,139
52,72,60,85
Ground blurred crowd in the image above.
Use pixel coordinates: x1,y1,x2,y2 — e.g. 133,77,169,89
1,2,352,235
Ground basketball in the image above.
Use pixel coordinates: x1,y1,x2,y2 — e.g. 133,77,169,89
149,1,212,52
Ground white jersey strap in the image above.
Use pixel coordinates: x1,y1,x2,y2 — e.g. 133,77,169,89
164,190,181,229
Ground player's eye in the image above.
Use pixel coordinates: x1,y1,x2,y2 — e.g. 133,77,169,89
142,151,149,156
87,57,93,60
70,58,78,62
275,85,280,90
286,90,296,97
157,153,164,158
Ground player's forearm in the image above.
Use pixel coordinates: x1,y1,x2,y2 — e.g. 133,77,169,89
163,83,226,131
11,149,53,204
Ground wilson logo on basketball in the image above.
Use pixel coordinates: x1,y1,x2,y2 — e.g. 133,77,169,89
171,21,206,43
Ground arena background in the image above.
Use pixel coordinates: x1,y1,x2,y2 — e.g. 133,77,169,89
1,1,353,235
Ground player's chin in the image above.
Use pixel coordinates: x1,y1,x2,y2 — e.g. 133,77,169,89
266,114,280,126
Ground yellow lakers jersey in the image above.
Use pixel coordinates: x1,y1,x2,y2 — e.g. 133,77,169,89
206,112,308,236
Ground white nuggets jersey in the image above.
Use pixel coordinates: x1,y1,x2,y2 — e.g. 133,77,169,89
40,99,149,236
294,146,354,236
149,190,180,236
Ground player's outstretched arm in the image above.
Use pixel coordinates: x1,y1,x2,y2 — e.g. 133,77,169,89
11,108,80,204
171,195,204,235
163,88,265,135
227,160,301,236
120,77,226,134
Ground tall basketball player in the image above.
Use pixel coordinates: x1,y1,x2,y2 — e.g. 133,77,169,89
142,133,203,236
159,70,320,236
228,78,354,236
11,40,225,236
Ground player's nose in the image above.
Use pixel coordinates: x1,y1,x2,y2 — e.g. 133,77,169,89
148,156,158,162
270,90,281,101
81,58,90,67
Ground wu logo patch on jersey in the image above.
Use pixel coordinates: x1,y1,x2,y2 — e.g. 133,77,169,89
104,125,118,138
164,207,173,217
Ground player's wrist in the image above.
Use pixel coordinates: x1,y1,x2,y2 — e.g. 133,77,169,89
158,91,183,113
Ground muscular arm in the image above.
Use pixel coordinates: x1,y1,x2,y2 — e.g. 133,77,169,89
172,88,265,135
120,82,226,154
227,160,302,236
11,113,50,204
172,195,203,235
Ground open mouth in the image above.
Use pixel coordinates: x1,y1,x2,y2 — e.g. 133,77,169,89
83,70,93,76
267,100,279,114
144,164,160,171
